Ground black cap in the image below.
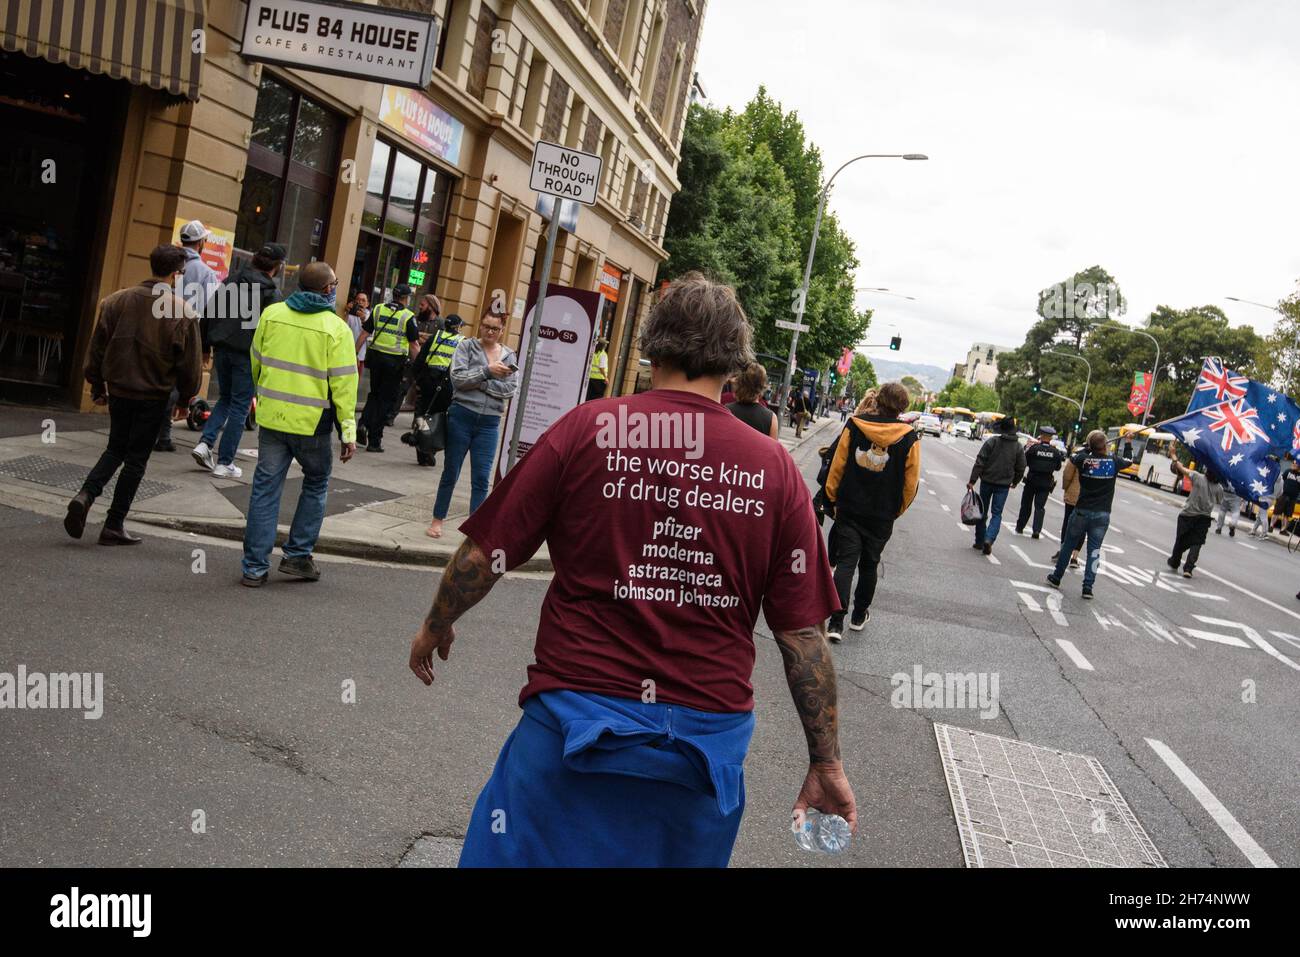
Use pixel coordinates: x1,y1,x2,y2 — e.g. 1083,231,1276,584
999,416,1018,433
256,243,287,262
443,314,463,329
393,284,412,299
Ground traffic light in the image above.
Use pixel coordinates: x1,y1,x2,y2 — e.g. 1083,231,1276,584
889,335,901,351
828,371,837,387
1031,381,1040,393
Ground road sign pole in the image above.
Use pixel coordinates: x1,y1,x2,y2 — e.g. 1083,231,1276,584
507,211,561,472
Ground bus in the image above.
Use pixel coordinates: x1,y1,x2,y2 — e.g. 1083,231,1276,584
1107,426,1193,494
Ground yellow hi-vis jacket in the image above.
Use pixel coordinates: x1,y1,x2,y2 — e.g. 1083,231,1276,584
369,302,414,357
589,349,608,381
251,301,359,443
425,331,463,369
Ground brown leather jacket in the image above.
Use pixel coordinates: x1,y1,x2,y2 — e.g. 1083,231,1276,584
1062,458,1082,505
85,281,202,402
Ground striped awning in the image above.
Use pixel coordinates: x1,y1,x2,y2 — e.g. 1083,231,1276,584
1,0,205,102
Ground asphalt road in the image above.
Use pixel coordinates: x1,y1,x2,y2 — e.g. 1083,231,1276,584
0,421,1294,868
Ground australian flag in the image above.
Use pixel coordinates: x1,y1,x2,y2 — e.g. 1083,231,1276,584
1160,358,1300,504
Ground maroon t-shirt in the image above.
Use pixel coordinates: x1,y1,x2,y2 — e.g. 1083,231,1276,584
460,388,841,713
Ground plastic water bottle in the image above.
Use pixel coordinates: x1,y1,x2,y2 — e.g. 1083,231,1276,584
792,808,853,854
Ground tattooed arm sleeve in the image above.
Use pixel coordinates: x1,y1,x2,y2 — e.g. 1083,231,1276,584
425,536,503,631
773,622,841,764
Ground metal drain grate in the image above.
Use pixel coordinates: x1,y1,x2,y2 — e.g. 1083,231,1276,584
935,723,1166,868
0,455,178,502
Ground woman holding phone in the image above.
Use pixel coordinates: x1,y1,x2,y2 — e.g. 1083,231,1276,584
427,308,519,538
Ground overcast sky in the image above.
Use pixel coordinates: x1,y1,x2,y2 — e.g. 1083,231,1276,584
694,0,1300,375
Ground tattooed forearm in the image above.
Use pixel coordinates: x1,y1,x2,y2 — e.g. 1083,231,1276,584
425,537,502,631
773,622,841,764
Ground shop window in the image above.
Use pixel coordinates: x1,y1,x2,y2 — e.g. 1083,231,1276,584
235,76,342,292
352,137,456,306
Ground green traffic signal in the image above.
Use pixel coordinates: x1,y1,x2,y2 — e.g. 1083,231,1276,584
889,336,901,351
1031,381,1040,393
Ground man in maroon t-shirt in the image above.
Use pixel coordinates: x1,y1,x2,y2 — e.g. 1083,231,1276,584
408,273,853,866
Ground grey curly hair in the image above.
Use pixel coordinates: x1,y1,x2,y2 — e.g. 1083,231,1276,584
639,272,755,380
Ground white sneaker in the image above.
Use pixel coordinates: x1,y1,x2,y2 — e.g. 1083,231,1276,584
191,442,214,470
212,463,243,479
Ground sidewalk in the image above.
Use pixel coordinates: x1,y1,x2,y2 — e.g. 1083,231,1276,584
0,402,844,570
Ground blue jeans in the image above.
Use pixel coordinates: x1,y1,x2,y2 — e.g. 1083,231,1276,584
1051,507,1111,588
241,427,333,577
434,403,500,519
200,347,255,465
974,481,1010,545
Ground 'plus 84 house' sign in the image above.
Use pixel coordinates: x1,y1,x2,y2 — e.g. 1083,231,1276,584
530,141,603,206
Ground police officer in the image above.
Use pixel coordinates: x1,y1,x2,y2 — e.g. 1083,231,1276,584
586,338,609,402
1015,425,1064,538
356,283,419,452
406,314,464,466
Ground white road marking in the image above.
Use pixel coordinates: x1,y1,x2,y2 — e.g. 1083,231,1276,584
1010,544,1052,569
927,470,957,478
1137,539,1300,623
1145,739,1277,868
1018,592,1043,613
1270,631,1300,652
1055,639,1094,671
986,553,1001,565
1238,541,1258,550
927,488,936,496
1186,617,1300,672
940,503,951,512
1011,580,1068,626
1040,529,1060,542
1117,604,1189,646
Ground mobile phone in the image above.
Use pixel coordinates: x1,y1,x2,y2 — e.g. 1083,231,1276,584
507,362,519,372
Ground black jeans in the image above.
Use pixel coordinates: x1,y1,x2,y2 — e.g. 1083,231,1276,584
1016,482,1052,535
828,513,894,624
361,354,405,447
82,396,169,528
1170,513,1212,571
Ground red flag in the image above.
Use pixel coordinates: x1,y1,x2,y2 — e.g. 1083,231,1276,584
1127,371,1151,417
837,348,852,376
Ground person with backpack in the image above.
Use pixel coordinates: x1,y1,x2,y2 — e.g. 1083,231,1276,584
967,417,1027,556
1047,430,1136,599
820,382,920,641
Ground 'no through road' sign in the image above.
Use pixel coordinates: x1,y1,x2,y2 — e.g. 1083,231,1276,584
530,141,603,207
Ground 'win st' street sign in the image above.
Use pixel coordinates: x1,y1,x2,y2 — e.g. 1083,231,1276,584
530,141,603,206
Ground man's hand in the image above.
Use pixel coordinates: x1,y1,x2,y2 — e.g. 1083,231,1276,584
92,394,108,407
340,441,356,463
966,481,975,491
793,761,858,834
487,360,511,379
409,620,456,686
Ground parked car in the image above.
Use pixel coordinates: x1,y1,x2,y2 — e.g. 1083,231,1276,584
917,414,942,436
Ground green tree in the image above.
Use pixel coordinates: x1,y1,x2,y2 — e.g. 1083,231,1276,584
1036,265,1126,350
660,91,872,371
1253,289,1300,394
844,353,877,403
936,377,1000,412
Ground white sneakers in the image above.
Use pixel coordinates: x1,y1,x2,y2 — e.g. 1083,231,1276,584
193,441,243,478
191,442,214,470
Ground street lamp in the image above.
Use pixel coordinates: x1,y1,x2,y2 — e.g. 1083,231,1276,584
1042,349,1092,442
780,152,928,417
855,286,918,302
1226,296,1281,311
1095,322,1161,426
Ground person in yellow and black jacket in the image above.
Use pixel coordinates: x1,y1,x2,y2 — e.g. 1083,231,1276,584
240,261,358,588
821,381,920,642
356,283,419,452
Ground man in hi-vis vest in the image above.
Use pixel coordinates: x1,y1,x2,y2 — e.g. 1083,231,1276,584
241,261,358,588
586,338,609,402
356,283,419,452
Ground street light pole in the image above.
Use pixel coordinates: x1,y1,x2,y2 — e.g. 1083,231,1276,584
1095,323,1161,426
780,153,927,420
1043,349,1092,442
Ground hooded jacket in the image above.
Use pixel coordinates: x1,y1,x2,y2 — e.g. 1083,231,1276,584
823,413,921,520
970,432,1027,487
202,262,283,353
